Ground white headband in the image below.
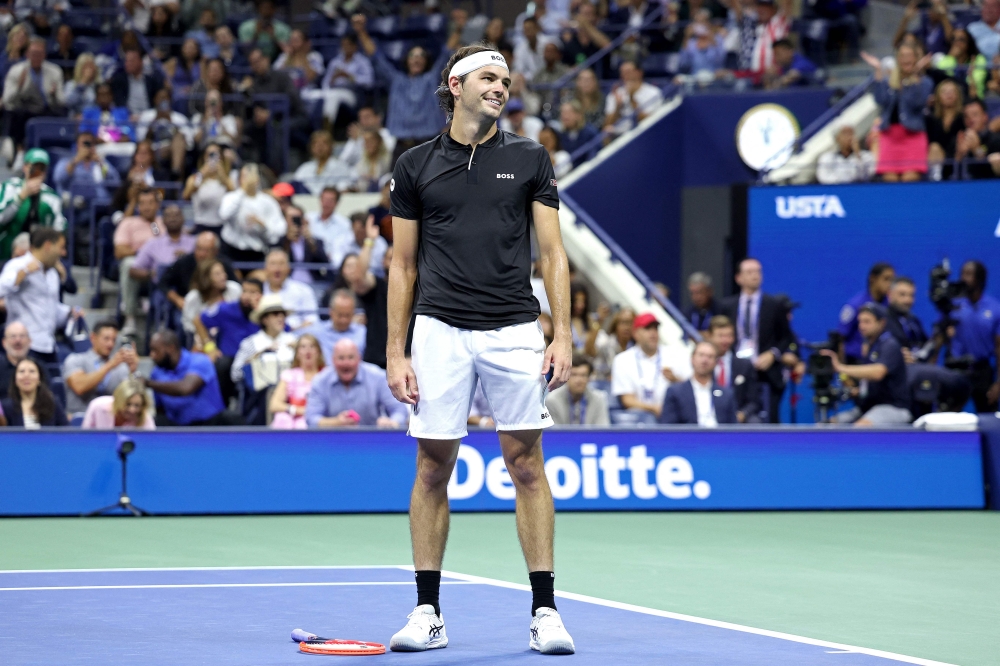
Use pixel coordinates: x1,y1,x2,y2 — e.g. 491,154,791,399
449,51,509,80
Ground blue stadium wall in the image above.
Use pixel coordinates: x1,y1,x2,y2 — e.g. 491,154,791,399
563,89,832,296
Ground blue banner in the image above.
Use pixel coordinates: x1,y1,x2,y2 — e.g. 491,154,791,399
0,429,983,515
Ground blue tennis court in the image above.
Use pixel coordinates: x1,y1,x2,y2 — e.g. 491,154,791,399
0,566,947,665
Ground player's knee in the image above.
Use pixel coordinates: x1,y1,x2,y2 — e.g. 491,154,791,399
505,455,546,491
415,453,456,491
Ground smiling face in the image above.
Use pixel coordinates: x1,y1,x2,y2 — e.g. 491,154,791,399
123,393,145,422
406,47,427,76
15,359,41,395
454,64,509,121
3,322,31,362
91,325,118,358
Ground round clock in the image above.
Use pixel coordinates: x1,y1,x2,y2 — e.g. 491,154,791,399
735,103,800,172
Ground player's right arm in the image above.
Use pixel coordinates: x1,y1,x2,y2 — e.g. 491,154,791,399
386,216,419,405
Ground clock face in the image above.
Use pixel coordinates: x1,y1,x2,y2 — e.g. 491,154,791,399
735,104,800,172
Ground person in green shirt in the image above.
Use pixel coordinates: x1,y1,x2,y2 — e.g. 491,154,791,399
934,28,988,100
238,0,290,61
0,148,66,262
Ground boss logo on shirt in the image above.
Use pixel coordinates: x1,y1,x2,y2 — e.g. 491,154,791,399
497,173,514,179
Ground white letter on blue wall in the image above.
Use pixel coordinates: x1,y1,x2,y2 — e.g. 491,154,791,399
448,444,485,500
599,445,630,499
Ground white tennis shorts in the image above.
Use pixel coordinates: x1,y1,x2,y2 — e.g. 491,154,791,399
408,314,552,439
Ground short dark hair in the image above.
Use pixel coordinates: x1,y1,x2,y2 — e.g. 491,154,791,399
136,187,159,202
858,302,887,320
437,41,501,118
92,319,120,336
321,186,340,198
773,38,794,50
964,260,987,291
153,327,181,350
571,353,592,373
707,315,734,334
341,33,357,46
350,212,367,225
30,227,62,248
868,262,894,284
891,276,915,288
965,99,988,115
242,277,264,292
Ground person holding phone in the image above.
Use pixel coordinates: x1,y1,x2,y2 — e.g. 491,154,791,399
278,204,329,286
183,143,236,235
0,149,66,261
53,131,121,200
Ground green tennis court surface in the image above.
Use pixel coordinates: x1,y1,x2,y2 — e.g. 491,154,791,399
3,511,997,665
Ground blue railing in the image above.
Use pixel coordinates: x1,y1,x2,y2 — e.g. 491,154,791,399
560,192,701,342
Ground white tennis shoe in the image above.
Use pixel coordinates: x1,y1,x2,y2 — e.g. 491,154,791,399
529,607,576,654
389,604,448,652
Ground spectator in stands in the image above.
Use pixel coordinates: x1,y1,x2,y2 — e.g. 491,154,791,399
765,39,818,89
334,214,387,278
0,322,49,400
0,23,29,87
747,0,792,74
146,328,235,426
499,97,544,142
62,319,137,416
147,5,183,62
533,42,570,110
307,187,352,256
110,49,164,118
10,232,30,258
231,293,296,385
706,315,761,422
822,304,911,425
560,3,610,66
611,312,692,423
322,33,374,95
53,131,122,200
129,204,194,286
194,276,261,402
191,91,241,151
274,29,324,91
242,47,307,172
604,61,663,138
279,205,329,286
588,306,635,384
948,261,1000,412
677,23,726,85
48,25,80,74
538,127,573,179
160,231,236,311
293,130,352,195
0,229,78,363
968,0,1000,62
719,258,793,423
559,101,599,165
514,16,550,81
136,89,193,180
569,283,596,352
0,149,65,261
183,144,235,235
334,232,387,369
299,288,366,365
659,341,738,426
685,272,717,332
483,17,514,53
305,338,407,428
934,28,987,100
262,248,318,330
188,58,236,116
79,83,137,157
2,37,65,149
82,377,155,429
546,353,611,425
185,8,220,58
111,141,169,215
955,99,1000,179
816,123,876,184
894,0,951,57
269,333,324,429
353,130,392,192
340,107,396,169
182,258,241,335
1,357,67,427
164,38,202,98
114,188,162,335
219,163,286,262
63,53,101,118
925,80,965,181
352,13,450,165
862,46,933,182
212,25,246,70
239,0,290,60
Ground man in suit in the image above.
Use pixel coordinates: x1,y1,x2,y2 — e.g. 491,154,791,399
684,272,717,332
659,341,738,426
706,315,762,423
719,258,793,423
546,353,610,425
109,49,164,117
2,38,66,148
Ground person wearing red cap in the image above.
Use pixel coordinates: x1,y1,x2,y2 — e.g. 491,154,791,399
610,312,692,423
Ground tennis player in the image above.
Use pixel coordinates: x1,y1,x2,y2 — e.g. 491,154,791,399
385,43,575,655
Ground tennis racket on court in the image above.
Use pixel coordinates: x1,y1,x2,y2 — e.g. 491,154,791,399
292,628,386,656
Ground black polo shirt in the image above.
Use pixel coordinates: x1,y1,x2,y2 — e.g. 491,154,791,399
389,130,559,331
885,306,928,350
860,331,909,411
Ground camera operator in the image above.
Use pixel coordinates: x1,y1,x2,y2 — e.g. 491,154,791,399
821,303,911,426
947,261,1000,412
837,262,894,362
886,277,970,415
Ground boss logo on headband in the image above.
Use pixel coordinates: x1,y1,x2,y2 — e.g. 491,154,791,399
491,55,505,62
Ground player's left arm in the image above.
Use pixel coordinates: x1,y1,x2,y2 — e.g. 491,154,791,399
533,201,572,390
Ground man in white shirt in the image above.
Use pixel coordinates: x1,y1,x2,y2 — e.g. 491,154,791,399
262,248,318,329
968,0,1000,60
307,187,353,261
338,107,396,168
660,341,738,426
603,61,664,137
0,228,79,362
513,16,553,80
322,34,374,89
333,213,387,277
611,312,691,423
292,129,353,194
816,124,875,184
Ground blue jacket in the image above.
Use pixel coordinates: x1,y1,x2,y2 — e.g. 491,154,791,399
838,290,888,361
874,77,933,133
79,105,136,143
658,380,739,425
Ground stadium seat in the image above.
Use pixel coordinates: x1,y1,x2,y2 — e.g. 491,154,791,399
64,11,110,36
25,119,78,150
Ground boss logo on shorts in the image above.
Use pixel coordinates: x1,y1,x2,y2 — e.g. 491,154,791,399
496,173,515,179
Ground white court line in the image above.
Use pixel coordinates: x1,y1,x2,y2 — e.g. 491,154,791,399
0,565,957,666
0,581,476,592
